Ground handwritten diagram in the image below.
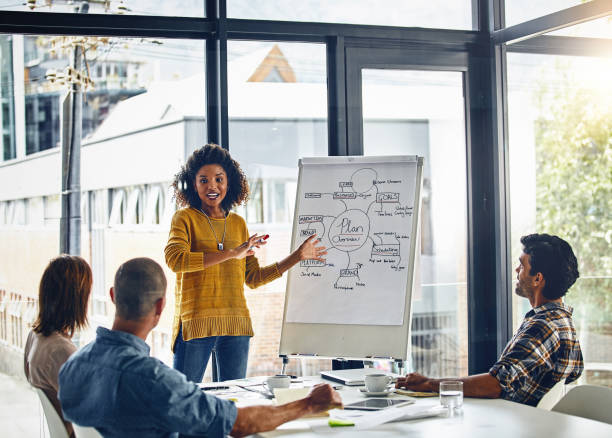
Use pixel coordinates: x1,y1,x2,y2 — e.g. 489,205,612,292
298,167,413,290
286,158,420,326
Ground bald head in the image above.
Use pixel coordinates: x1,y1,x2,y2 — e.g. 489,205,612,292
113,258,167,321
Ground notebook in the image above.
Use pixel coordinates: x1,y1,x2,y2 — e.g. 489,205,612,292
320,368,401,386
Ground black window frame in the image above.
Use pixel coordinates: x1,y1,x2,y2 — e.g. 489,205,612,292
0,0,609,374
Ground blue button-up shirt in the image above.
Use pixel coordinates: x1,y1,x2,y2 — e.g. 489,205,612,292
58,327,237,438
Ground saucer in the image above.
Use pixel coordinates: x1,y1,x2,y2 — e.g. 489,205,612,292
359,388,395,397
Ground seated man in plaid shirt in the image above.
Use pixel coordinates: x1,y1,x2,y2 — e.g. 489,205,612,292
396,233,584,406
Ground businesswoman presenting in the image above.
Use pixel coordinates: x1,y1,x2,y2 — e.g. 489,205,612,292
165,144,326,382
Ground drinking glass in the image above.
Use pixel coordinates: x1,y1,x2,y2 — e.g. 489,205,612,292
439,381,463,410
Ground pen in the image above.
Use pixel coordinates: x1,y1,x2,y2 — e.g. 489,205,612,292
236,384,274,399
249,234,269,250
200,386,231,391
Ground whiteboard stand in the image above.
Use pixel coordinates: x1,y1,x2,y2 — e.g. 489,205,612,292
279,155,424,372
280,355,289,375
395,358,405,376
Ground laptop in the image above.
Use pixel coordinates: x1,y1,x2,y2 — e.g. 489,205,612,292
320,368,401,386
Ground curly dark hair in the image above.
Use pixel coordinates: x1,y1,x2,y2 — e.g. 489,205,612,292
172,144,249,212
520,233,580,300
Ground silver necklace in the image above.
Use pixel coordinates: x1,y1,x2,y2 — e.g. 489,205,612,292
199,208,227,251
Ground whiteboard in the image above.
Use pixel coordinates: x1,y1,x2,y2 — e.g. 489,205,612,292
279,155,423,361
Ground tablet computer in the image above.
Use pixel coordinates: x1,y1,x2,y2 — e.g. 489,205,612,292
344,398,413,411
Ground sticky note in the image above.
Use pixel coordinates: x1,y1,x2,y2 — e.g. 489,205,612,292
329,419,355,427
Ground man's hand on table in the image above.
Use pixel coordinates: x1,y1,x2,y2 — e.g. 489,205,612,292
305,383,343,414
230,383,342,437
395,372,435,392
395,372,502,399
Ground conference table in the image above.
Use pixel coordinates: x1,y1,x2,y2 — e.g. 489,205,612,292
211,375,612,438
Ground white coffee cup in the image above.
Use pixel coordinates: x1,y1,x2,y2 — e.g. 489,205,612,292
364,373,393,393
264,375,291,392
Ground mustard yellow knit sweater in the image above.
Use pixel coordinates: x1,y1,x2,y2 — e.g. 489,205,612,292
165,207,281,350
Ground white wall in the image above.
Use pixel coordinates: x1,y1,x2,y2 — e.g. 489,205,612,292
0,119,192,201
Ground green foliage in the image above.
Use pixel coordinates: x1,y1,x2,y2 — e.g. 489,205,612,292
534,65,612,328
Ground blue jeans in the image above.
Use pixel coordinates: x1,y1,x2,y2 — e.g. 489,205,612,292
173,325,250,383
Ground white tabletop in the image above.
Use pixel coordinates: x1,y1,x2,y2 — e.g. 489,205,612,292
227,377,612,438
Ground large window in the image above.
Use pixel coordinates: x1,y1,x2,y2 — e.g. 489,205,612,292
0,33,206,364
228,40,328,376
0,0,204,17
0,35,15,160
20,35,203,154
228,41,328,239
505,0,589,27
508,52,612,387
361,69,468,378
547,15,612,38
0,0,609,385
228,0,473,30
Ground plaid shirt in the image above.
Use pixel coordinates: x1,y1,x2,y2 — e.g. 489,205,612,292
489,302,583,406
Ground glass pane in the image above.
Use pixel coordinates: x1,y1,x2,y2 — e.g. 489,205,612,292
362,69,468,378
0,35,16,160
0,0,204,17
229,0,473,30
21,36,204,155
228,40,327,376
508,52,612,387
505,0,589,27
0,34,205,367
547,15,612,39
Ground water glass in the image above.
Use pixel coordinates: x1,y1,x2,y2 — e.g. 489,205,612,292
439,381,463,410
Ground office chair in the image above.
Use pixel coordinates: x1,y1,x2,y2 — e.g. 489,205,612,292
35,388,69,438
551,384,612,425
537,380,568,410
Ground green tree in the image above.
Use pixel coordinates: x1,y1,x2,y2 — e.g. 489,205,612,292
534,63,612,328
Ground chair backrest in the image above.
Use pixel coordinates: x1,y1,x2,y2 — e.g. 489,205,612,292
35,388,69,438
537,380,569,410
551,384,612,424
73,424,104,438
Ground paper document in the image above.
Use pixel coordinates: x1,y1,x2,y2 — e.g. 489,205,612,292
313,404,446,431
274,387,311,405
274,388,330,418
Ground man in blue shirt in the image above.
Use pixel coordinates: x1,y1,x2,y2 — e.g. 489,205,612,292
59,257,341,437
